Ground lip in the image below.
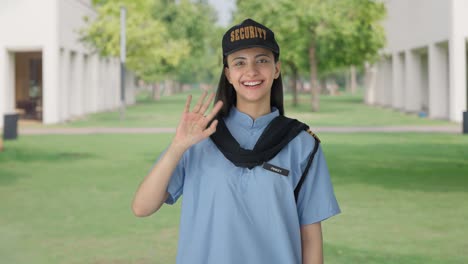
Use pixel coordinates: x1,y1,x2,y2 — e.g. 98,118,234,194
241,80,264,89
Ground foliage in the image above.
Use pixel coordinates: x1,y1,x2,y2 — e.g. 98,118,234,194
234,0,386,110
154,0,222,84
81,0,222,84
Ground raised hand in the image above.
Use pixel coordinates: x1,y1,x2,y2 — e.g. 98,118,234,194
171,91,223,152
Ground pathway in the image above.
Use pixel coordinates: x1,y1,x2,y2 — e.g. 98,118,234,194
19,125,462,135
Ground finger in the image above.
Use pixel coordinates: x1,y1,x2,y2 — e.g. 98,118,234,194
198,93,215,115
204,100,224,121
192,91,207,113
202,119,218,138
184,95,192,113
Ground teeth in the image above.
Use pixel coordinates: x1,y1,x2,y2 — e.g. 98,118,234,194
243,81,262,86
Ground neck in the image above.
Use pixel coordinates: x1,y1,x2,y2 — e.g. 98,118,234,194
236,100,271,120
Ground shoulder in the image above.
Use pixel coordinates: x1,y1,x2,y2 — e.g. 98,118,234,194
284,123,321,160
294,129,320,150
280,115,320,147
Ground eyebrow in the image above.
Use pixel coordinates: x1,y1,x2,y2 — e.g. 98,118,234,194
230,53,272,62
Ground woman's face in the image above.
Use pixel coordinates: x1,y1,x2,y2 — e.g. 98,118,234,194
224,47,281,108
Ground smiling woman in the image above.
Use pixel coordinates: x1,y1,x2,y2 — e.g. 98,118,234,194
223,47,281,117
132,18,340,264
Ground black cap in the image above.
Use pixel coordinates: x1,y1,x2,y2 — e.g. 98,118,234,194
222,18,280,58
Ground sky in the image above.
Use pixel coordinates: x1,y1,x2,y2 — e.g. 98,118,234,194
207,0,236,27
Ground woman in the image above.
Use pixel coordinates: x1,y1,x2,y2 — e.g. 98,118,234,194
132,18,340,264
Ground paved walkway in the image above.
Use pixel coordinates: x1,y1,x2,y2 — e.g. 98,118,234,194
19,125,462,135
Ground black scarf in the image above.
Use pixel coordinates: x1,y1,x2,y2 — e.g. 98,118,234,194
210,114,321,202
210,115,309,169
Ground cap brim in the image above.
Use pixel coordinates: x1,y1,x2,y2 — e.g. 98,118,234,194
223,45,279,57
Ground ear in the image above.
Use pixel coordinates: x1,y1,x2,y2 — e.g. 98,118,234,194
224,67,233,84
274,61,281,79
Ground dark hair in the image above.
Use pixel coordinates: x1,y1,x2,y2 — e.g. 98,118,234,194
214,57,284,119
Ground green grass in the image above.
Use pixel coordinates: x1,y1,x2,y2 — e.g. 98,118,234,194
1,133,467,263
24,89,457,128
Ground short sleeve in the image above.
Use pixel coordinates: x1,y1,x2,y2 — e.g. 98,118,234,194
296,144,341,225
151,148,186,205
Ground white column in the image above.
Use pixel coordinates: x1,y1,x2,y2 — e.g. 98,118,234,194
125,70,135,105
89,54,99,113
102,58,108,110
75,53,84,116
364,62,377,105
116,59,121,107
104,58,115,110
82,55,90,114
0,49,16,127
383,57,393,107
392,52,405,110
97,57,104,111
112,58,119,108
43,45,60,124
405,50,421,112
59,48,70,121
69,52,78,116
375,60,385,106
0,48,6,127
429,43,450,119
420,52,429,113
449,0,468,122
448,37,467,122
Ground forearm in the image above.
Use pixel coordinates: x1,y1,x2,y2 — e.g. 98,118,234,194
132,142,186,217
301,223,323,264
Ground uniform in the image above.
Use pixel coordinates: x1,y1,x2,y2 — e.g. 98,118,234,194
162,107,341,264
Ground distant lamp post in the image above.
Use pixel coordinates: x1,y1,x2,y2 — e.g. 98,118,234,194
120,6,126,121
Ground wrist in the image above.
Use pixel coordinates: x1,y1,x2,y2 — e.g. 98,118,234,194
168,141,189,157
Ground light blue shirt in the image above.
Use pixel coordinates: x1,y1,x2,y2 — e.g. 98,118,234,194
163,107,340,264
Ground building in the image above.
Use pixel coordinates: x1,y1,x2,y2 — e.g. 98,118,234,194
366,0,468,123
0,0,135,127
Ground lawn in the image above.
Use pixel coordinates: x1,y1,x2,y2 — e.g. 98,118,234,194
1,132,467,263
23,88,457,128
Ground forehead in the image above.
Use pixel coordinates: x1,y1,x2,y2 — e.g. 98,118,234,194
226,47,274,60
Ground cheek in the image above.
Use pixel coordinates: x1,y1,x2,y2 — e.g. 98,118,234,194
224,68,232,84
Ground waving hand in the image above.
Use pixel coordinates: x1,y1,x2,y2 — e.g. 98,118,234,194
172,92,223,151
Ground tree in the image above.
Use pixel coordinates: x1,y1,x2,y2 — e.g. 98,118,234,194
81,0,222,91
82,0,189,84
154,0,222,86
234,0,386,111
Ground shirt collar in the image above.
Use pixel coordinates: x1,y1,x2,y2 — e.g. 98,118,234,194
226,106,279,129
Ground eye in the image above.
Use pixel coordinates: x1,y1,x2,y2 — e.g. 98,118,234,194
233,60,245,67
257,58,269,64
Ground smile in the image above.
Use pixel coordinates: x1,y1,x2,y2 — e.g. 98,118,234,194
242,81,263,87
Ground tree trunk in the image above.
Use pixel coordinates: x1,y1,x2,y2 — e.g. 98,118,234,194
175,81,182,93
309,42,319,111
292,68,298,107
152,83,160,101
345,69,351,93
350,65,357,94
288,63,299,107
164,79,173,96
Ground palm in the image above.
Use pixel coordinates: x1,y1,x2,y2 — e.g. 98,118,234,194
174,92,223,150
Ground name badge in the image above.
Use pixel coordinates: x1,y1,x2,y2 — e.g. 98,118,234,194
262,162,289,176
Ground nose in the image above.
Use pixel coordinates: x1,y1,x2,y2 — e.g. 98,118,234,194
245,61,259,76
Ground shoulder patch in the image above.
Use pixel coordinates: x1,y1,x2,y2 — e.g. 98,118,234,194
306,129,321,143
